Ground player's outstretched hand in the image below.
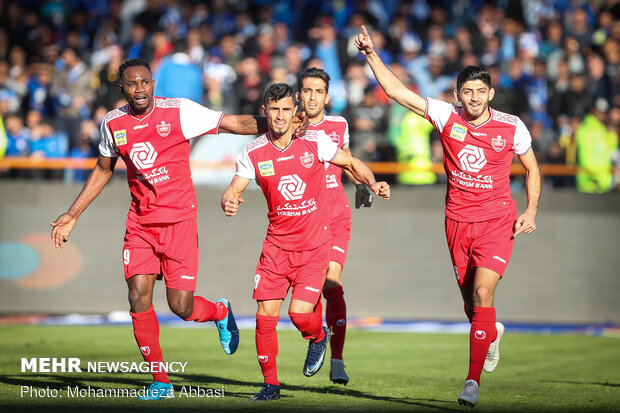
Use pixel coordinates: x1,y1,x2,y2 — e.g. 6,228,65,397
50,213,77,248
355,184,373,209
354,25,374,56
370,181,390,200
513,210,536,237
222,196,244,217
292,110,309,137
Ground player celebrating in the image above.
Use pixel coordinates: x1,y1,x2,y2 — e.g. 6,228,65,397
50,58,306,400
296,67,372,385
221,83,389,401
355,26,541,407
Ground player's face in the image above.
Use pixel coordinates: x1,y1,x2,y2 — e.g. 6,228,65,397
263,96,297,138
298,77,330,122
455,80,495,121
120,66,155,115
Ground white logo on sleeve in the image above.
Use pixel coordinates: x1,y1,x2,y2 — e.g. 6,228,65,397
130,142,158,169
278,174,306,200
458,145,487,173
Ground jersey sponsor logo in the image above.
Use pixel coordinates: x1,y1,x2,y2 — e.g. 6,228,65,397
328,131,340,144
450,170,494,189
114,129,127,146
458,145,487,173
326,174,339,189
156,120,171,137
140,346,151,356
258,160,275,176
278,174,306,201
133,123,148,130
300,151,314,168
449,123,467,142
474,330,487,340
130,142,158,169
492,134,506,152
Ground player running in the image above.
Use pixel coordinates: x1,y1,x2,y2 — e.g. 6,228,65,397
221,83,389,401
50,58,307,400
296,67,373,385
355,26,541,407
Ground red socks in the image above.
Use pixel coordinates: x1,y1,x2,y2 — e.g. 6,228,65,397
289,310,325,341
184,296,228,322
256,314,280,385
467,306,497,384
324,286,346,360
130,305,169,383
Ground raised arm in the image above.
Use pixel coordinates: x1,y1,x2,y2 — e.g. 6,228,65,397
219,111,309,136
330,148,390,200
355,25,426,117
50,155,117,248
221,175,252,216
514,149,541,237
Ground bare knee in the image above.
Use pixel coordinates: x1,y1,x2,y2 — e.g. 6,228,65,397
168,295,194,320
473,285,494,307
128,283,153,313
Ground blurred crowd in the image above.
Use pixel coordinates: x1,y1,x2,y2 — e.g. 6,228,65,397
0,0,618,192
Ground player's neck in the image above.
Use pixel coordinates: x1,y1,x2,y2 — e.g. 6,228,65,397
268,131,294,149
309,113,324,125
464,107,491,126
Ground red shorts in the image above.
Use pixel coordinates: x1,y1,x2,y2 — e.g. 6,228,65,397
123,218,199,291
253,239,329,304
445,212,516,288
329,217,351,267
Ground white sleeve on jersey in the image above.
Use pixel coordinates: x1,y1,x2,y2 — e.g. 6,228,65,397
317,130,339,162
342,120,350,150
514,118,533,155
235,147,256,180
179,98,224,139
98,118,120,158
425,97,454,133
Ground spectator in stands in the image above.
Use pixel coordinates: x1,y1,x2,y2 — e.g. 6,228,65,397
29,118,69,180
343,85,389,162
4,113,30,157
154,46,203,104
575,99,619,193
50,46,95,149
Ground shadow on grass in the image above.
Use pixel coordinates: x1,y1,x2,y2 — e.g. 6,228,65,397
541,379,620,388
0,372,462,412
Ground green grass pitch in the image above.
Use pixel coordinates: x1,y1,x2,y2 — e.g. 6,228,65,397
0,324,618,412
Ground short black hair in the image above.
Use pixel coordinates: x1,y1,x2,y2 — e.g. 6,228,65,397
119,58,151,81
297,67,331,93
263,83,296,106
456,66,491,91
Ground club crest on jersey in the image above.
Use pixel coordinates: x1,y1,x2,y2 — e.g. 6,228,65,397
449,123,467,142
492,134,506,152
300,151,314,168
258,160,274,176
329,131,340,144
156,120,171,137
113,129,127,146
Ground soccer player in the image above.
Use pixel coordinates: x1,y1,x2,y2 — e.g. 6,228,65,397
221,83,389,401
296,67,373,385
49,58,307,400
355,26,541,407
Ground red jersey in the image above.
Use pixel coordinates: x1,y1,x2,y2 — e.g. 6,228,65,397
236,133,339,251
306,115,352,222
424,97,532,222
99,97,223,224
